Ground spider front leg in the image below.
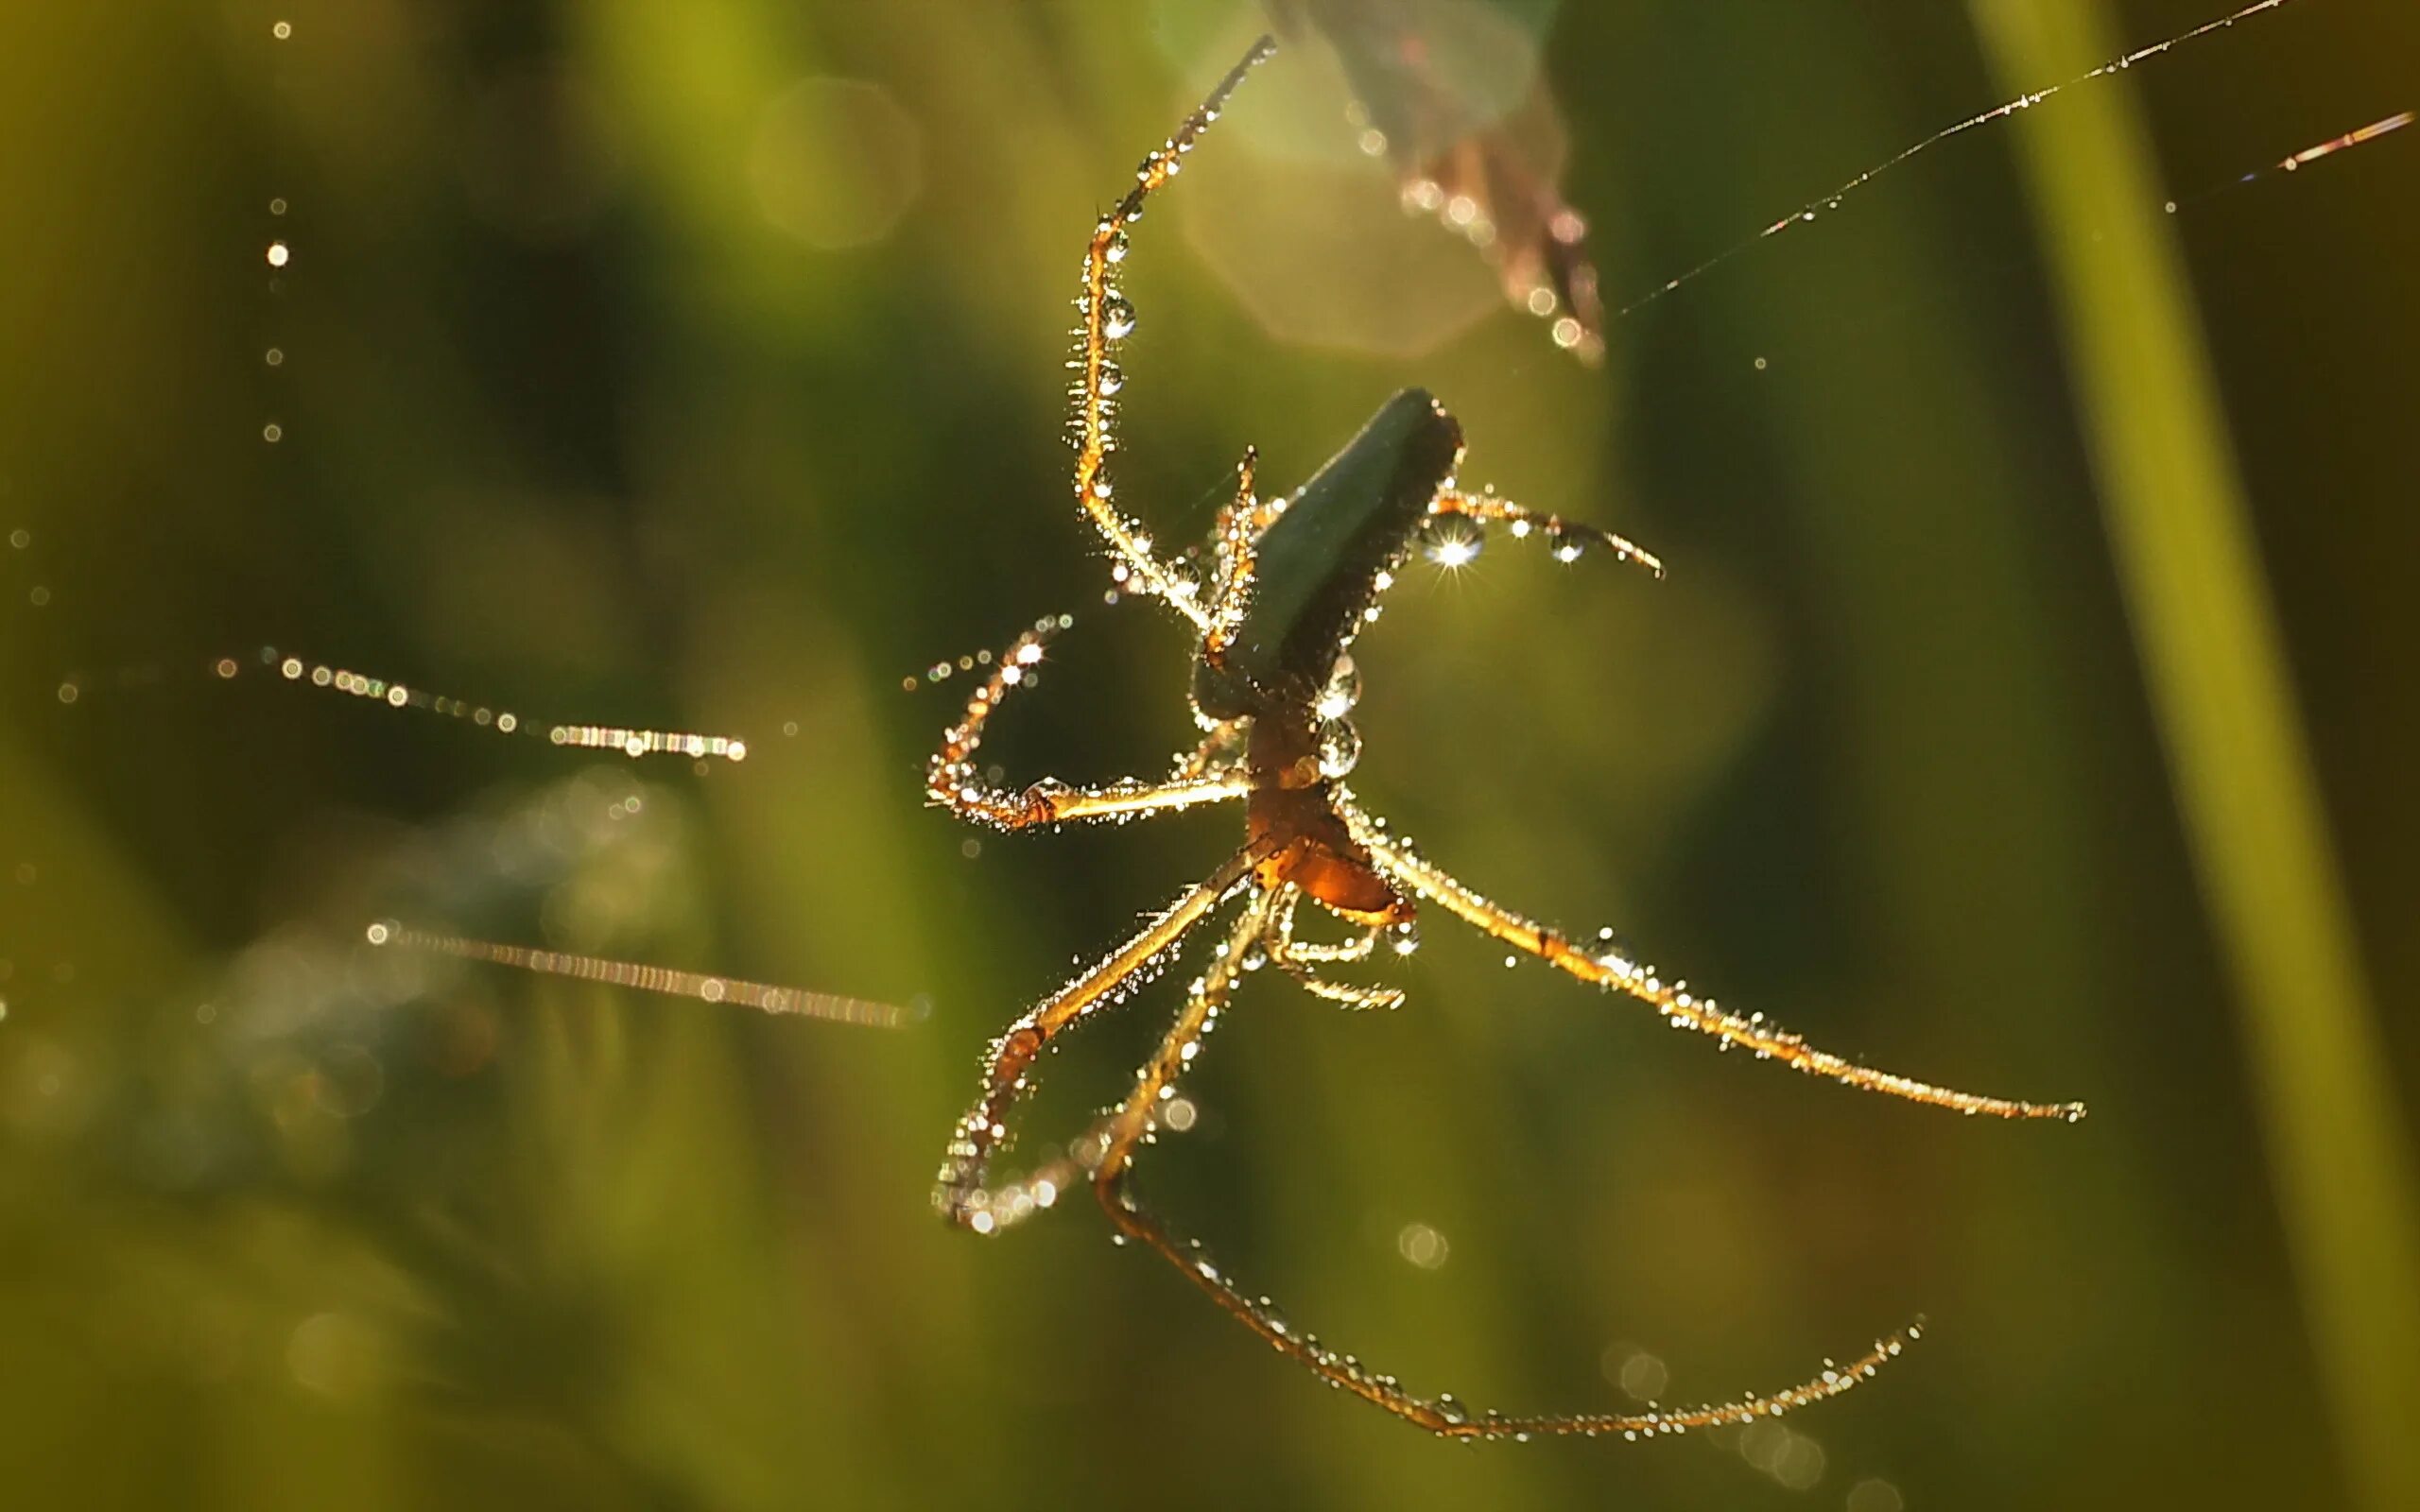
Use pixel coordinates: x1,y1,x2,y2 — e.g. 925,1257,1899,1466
927,615,1249,832
1096,888,1922,1439
934,840,1270,1232
1335,795,2086,1122
1067,40,1276,630
1429,488,1665,578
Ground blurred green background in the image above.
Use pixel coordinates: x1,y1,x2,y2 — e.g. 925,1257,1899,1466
3,2,2414,1508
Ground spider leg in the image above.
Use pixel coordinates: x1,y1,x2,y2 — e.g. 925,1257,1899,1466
1336,795,2086,1122
1271,955,1403,1011
1202,447,1262,664
1268,886,1379,964
1431,488,1665,580
934,840,1272,1232
1263,886,1401,1009
1068,39,1276,629
1095,888,1923,1438
928,615,1249,831
1177,717,1248,780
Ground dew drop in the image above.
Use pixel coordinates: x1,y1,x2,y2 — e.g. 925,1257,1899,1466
1316,718,1361,780
1315,654,1361,719
1420,513,1484,568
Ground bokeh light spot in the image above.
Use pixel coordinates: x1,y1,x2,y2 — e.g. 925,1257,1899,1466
750,77,923,251
1847,1479,1906,1512
1617,1348,1669,1400
1395,1221,1450,1270
286,1313,382,1399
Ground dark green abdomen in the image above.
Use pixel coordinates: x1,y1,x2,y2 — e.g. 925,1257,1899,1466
1193,388,1461,720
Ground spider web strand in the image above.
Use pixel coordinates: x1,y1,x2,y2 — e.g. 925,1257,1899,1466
367,921,908,1027
1615,0,2306,319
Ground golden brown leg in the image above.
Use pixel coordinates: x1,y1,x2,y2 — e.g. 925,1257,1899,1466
1266,885,1379,964
927,615,1249,832
1069,40,1275,629
1203,447,1262,663
933,842,1270,1232
1093,890,1924,1438
1261,886,1401,1009
1177,717,1249,781
1431,488,1665,579
1337,795,2086,1122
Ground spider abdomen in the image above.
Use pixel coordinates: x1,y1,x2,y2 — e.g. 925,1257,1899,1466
1192,387,1461,722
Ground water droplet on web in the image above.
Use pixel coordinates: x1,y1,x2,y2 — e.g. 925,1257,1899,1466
1420,513,1484,568
1101,296,1136,339
1317,718,1361,779
1315,654,1360,719
1163,558,1203,602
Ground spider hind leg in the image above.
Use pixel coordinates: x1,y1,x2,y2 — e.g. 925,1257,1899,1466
933,842,1270,1232
1094,887,1922,1438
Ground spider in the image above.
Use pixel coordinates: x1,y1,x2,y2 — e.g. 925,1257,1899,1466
922,36,2084,1442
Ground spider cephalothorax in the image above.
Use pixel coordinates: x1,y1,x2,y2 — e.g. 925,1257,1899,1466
923,37,2081,1441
